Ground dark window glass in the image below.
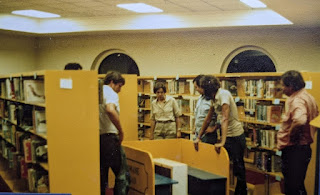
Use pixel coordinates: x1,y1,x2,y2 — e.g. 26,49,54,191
98,53,140,75
227,50,276,73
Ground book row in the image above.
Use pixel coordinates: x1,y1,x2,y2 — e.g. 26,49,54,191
0,78,45,103
0,100,46,135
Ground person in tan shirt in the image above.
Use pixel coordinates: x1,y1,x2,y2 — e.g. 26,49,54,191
277,70,319,195
194,75,247,195
150,81,182,140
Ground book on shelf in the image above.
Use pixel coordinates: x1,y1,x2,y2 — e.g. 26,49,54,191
8,103,17,124
31,139,47,163
256,79,265,98
143,112,150,123
142,80,153,93
138,111,144,123
28,168,49,192
0,81,6,97
167,79,178,94
145,98,150,108
13,152,22,179
36,174,49,193
15,131,27,154
23,80,45,103
33,110,47,134
2,122,9,139
138,96,145,108
28,168,37,192
5,78,15,99
13,78,23,100
23,138,32,163
17,104,33,129
267,105,282,123
265,80,283,98
178,79,190,94
236,79,246,97
0,99,5,118
221,80,237,96
20,156,28,179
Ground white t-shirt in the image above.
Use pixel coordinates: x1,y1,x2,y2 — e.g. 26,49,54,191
99,85,120,135
212,88,244,137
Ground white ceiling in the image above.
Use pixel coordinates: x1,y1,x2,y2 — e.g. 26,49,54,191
0,0,319,34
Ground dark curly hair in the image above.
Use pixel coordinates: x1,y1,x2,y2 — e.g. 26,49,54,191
200,75,220,99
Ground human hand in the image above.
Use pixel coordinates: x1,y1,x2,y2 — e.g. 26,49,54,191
214,143,223,153
177,131,181,138
193,137,200,151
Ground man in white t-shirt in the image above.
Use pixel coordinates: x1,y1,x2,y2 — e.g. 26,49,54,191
99,71,129,195
194,75,247,195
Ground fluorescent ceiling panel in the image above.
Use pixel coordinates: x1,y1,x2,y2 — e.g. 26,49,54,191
11,9,60,18
240,0,267,8
117,3,163,13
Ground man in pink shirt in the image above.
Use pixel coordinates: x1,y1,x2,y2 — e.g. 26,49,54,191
277,70,319,195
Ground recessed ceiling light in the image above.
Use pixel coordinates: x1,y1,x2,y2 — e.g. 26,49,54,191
240,0,267,8
11,10,60,18
117,3,163,13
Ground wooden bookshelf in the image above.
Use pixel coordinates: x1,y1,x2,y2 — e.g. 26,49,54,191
0,70,100,195
137,72,320,195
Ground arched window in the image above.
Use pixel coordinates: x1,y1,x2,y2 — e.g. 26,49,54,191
221,46,276,73
92,49,140,75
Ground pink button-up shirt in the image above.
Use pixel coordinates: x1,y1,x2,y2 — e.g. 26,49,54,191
277,88,319,150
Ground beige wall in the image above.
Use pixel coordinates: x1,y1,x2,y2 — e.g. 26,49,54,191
1,27,320,75
0,33,36,74
34,27,320,75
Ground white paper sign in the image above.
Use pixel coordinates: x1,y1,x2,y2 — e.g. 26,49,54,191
60,78,72,89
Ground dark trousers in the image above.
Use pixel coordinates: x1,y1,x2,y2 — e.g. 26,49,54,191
281,145,311,195
201,131,218,145
100,134,130,195
224,133,247,195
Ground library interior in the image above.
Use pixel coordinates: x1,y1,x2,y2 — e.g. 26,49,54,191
0,0,320,195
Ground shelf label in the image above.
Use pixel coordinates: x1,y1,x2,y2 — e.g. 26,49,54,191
305,81,312,89
247,145,252,149
275,125,281,130
276,150,282,156
250,110,254,115
138,92,141,96
139,124,143,127
275,175,281,181
154,76,157,80
176,74,179,80
60,78,73,89
273,99,280,105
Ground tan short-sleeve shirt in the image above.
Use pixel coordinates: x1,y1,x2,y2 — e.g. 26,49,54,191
150,96,182,121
